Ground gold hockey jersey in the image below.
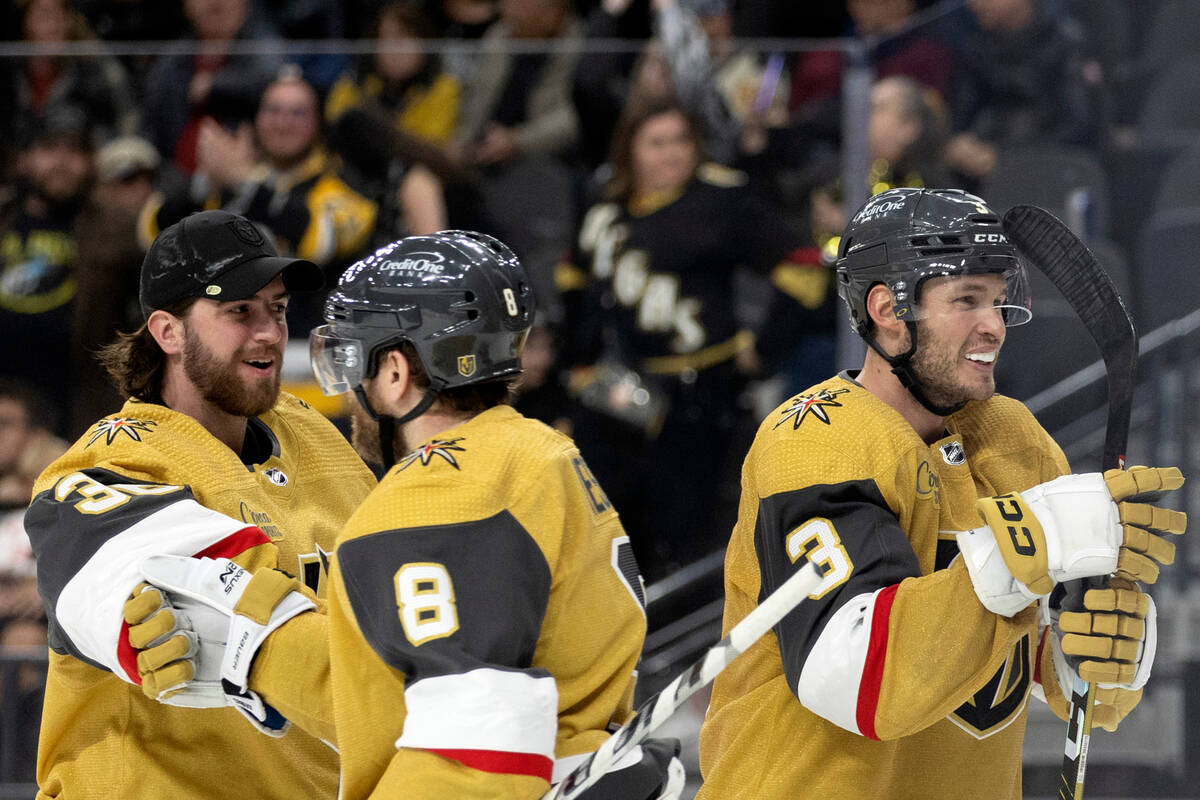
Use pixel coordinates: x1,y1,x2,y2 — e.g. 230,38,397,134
25,393,376,799
698,372,1072,800
329,404,646,799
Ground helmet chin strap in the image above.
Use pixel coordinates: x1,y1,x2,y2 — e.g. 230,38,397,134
861,320,967,418
352,385,439,472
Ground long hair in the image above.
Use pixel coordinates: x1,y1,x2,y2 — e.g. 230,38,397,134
605,98,705,204
96,299,196,403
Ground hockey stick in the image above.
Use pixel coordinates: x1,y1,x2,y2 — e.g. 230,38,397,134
1002,205,1138,800
541,561,825,800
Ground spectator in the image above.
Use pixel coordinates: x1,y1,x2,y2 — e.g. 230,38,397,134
140,0,283,176
945,0,1095,186
0,109,141,438
141,70,380,332
0,0,139,180
325,1,462,149
802,73,952,244
557,99,834,580
261,0,350,91
654,0,779,165
0,379,67,511
428,0,500,82
451,0,585,320
571,0,654,172
789,0,953,115
93,134,161,216
453,0,581,169
325,104,452,250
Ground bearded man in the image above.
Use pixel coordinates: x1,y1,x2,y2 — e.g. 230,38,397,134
23,209,376,799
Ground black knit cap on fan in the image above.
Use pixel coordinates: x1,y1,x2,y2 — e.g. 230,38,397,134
139,210,322,319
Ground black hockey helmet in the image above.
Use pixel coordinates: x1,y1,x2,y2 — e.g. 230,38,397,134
835,188,1032,415
836,187,1031,336
310,230,535,397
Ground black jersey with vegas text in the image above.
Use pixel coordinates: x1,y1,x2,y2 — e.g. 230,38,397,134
559,165,827,370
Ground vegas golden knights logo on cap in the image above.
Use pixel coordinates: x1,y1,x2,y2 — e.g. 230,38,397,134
457,355,477,377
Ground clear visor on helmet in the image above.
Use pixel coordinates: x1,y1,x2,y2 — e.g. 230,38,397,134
309,324,367,396
894,259,1032,327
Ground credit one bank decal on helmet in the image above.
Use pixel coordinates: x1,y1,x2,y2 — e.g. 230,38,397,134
311,230,535,398
834,188,1032,414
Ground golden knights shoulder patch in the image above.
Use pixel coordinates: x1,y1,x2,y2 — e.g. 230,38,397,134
86,418,158,447
774,388,850,430
398,438,467,471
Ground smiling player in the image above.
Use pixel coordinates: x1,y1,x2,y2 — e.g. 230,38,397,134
696,188,1186,799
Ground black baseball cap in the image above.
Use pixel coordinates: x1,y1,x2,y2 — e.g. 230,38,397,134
140,210,323,319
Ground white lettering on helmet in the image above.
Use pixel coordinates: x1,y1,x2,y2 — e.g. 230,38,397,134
973,233,1008,243
858,198,907,219
382,251,447,275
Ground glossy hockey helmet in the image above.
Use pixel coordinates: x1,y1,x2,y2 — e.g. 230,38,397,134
311,230,534,397
311,231,533,467
835,188,1032,414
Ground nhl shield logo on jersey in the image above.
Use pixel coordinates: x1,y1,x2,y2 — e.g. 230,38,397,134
397,437,467,471
85,418,158,447
940,441,966,466
457,355,477,378
774,388,851,430
262,467,288,486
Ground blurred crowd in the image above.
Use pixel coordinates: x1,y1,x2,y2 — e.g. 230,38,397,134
0,1,1122,748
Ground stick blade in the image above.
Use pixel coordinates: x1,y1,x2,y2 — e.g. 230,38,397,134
1002,205,1137,363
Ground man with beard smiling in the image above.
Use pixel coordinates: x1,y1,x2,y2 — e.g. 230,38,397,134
23,209,376,798
697,188,1186,799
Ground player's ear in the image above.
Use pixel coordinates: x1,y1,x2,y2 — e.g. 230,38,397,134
379,349,414,405
147,309,185,355
866,283,904,336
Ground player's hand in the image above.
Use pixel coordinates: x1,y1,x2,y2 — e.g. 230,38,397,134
124,582,199,701
955,468,1185,616
1105,466,1187,583
571,738,685,800
1055,577,1154,687
132,555,316,736
1042,577,1155,731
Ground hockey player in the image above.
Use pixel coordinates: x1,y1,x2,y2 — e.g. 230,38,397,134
24,209,377,798
696,188,1186,799
307,231,683,798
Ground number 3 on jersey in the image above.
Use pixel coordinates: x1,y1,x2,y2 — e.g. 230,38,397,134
395,562,460,646
785,517,852,599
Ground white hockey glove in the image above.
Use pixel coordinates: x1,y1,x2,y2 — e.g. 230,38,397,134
955,466,1185,616
1041,577,1156,731
123,555,316,736
571,738,685,800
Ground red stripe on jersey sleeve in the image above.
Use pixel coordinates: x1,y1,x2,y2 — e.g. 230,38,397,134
856,583,899,740
193,526,271,560
117,526,270,683
1034,625,1048,685
118,619,140,684
426,748,554,782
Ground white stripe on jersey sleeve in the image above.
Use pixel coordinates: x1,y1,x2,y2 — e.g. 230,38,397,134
56,499,255,680
795,588,880,735
396,667,558,760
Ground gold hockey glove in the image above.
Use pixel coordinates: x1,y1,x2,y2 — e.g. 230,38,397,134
124,582,196,701
1105,466,1186,583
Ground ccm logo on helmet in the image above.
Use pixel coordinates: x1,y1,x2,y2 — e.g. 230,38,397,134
973,233,1008,243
